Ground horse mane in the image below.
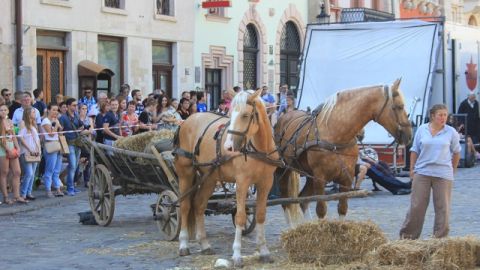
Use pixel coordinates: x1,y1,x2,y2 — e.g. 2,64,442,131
318,84,391,127
230,90,265,113
230,91,250,112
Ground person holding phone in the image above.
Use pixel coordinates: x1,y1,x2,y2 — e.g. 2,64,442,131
41,103,64,197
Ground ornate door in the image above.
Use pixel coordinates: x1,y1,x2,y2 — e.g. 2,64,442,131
152,65,172,98
243,24,259,90
37,50,64,103
205,69,222,109
280,21,301,94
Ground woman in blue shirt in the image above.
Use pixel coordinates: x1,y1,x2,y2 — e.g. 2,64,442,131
399,104,461,239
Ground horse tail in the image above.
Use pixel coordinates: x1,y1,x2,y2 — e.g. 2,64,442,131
284,171,304,228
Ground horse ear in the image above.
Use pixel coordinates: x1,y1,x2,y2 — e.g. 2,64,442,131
392,78,402,92
249,89,262,102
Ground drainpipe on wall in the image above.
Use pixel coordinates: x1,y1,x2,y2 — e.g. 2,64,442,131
15,0,23,91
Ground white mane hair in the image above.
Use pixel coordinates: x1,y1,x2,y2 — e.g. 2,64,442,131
317,91,339,126
230,90,260,112
318,84,398,126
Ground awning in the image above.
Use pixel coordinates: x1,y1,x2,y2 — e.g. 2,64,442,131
78,60,114,77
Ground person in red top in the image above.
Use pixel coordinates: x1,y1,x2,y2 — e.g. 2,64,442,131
122,101,138,136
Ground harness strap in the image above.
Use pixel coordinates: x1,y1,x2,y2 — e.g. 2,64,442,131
193,115,225,160
172,148,194,159
295,139,357,157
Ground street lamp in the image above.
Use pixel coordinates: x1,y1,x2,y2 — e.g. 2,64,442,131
316,3,330,24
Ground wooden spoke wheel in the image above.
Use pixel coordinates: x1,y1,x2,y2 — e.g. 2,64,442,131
232,206,256,236
155,190,180,241
88,164,115,226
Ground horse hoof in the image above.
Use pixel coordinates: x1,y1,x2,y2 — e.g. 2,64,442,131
233,257,244,268
179,248,190,256
201,248,215,255
259,255,274,264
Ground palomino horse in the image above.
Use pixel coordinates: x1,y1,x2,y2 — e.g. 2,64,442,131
274,79,412,222
174,89,278,267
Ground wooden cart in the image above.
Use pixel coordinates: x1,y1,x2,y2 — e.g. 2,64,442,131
83,138,368,241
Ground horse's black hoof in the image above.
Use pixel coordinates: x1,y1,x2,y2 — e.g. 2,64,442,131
259,255,274,264
179,248,190,256
201,248,215,255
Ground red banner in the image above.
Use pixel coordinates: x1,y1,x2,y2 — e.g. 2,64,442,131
201,1,231,8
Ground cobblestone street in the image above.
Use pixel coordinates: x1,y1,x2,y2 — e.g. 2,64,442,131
1,165,479,269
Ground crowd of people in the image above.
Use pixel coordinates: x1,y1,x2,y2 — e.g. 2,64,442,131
0,83,294,205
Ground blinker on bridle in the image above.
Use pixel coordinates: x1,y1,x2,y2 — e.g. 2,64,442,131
226,100,259,138
374,86,411,143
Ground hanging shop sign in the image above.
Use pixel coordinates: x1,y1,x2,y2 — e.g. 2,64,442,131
201,1,232,9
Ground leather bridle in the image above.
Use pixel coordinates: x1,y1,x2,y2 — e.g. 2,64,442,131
374,86,411,143
226,100,259,138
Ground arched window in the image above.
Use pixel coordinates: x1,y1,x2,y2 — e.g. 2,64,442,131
468,15,478,26
243,24,258,90
280,21,301,93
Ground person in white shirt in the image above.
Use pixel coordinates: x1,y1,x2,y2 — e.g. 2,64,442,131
12,92,41,128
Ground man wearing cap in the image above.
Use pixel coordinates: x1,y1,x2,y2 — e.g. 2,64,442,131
458,92,480,143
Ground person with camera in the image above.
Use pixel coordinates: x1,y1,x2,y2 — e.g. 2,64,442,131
18,107,41,201
59,98,85,196
41,103,64,198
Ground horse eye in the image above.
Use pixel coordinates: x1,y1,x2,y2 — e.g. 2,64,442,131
242,114,249,118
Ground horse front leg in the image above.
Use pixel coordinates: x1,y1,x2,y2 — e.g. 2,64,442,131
255,174,274,264
177,162,196,256
232,177,249,268
193,178,217,255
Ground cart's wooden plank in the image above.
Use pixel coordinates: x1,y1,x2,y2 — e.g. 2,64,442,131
205,190,370,208
151,147,179,195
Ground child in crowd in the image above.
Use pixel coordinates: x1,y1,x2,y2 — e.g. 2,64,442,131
196,92,207,112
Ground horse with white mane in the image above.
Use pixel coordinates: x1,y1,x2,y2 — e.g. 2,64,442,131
174,89,278,267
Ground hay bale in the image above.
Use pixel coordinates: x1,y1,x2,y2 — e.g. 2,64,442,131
115,129,175,153
281,220,387,265
372,236,480,270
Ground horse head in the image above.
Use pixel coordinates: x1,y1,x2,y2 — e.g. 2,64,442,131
224,89,263,152
374,78,413,145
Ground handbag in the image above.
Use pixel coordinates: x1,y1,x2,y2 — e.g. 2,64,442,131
59,135,70,154
44,140,62,154
24,152,41,163
24,142,41,163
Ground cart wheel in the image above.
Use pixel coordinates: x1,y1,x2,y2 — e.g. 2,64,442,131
88,164,115,226
232,207,256,236
155,190,180,241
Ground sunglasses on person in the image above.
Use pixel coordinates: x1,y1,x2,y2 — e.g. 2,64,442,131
3,93,11,97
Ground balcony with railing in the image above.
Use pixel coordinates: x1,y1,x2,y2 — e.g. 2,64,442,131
341,8,394,23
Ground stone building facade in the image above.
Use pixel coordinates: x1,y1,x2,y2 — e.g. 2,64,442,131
1,0,195,101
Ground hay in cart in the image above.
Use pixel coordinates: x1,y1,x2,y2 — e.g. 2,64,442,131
114,129,175,153
281,219,387,265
